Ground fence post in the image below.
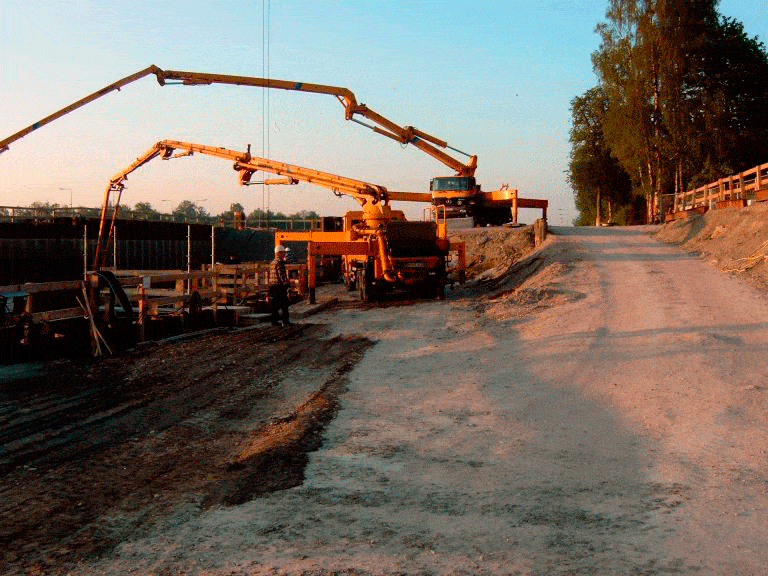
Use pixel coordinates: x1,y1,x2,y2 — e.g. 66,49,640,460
211,225,215,268
212,264,219,315
83,223,88,280
307,242,317,304
186,224,191,295
113,225,118,269
137,279,147,341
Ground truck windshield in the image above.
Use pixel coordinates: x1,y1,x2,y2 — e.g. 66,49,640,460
430,177,475,191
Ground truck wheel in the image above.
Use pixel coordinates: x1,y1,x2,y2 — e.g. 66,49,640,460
359,263,375,303
359,272,370,303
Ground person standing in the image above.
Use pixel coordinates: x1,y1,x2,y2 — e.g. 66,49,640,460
269,244,291,326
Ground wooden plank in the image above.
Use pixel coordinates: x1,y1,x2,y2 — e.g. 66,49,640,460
30,307,86,322
100,270,216,286
144,295,191,308
128,289,218,303
0,280,81,294
717,199,747,209
517,198,549,209
217,287,268,296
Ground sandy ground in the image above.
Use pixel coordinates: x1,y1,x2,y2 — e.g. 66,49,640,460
3,223,768,575
655,202,768,288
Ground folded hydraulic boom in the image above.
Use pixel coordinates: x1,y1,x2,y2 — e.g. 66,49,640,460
96,140,464,302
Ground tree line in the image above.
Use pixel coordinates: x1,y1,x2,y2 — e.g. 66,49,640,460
0,201,320,226
569,0,768,225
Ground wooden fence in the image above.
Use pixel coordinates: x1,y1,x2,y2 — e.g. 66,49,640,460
673,162,768,215
1,262,306,339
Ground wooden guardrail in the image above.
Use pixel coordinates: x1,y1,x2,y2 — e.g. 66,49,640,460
0,262,307,325
0,280,84,323
673,162,768,215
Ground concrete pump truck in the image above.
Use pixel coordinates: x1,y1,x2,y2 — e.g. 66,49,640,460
97,140,465,303
0,65,539,225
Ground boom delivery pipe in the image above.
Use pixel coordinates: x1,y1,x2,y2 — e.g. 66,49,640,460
95,139,415,270
1,65,476,177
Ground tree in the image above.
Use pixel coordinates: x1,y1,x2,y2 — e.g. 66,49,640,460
569,86,634,225
132,202,160,221
592,0,768,221
17,201,62,218
689,17,768,184
246,208,287,225
172,200,210,223
289,209,320,220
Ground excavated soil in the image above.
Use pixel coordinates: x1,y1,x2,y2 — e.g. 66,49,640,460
0,225,536,576
451,225,536,280
655,202,768,287
0,324,372,574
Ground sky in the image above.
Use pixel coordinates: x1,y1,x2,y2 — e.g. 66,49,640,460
1,0,766,226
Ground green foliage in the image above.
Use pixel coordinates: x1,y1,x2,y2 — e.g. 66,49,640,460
172,200,210,223
569,86,634,225
245,208,286,224
688,17,768,183
7,198,324,225
244,207,321,226
583,0,768,224
132,201,160,221
15,201,64,218
215,203,246,225
290,209,320,219
76,207,101,218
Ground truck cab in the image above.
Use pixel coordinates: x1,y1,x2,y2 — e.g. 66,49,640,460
430,176,481,218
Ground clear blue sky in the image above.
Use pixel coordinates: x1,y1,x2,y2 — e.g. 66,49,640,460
1,0,765,225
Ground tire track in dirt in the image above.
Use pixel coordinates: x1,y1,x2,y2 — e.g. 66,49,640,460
0,323,372,575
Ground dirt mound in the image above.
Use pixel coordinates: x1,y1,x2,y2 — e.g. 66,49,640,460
447,224,578,322
655,203,768,288
474,236,587,322
0,324,372,575
450,224,536,279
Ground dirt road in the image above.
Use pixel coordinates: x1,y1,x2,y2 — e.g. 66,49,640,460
3,225,768,575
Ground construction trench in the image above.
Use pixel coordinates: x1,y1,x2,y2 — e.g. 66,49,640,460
0,223,541,575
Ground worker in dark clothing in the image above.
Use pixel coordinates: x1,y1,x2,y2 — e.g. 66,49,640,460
269,244,291,326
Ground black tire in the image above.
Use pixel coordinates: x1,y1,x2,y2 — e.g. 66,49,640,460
359,261,375,303
359,270,370,303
